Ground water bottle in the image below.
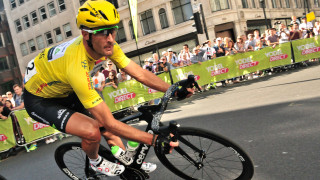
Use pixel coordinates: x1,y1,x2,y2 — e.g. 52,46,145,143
111,146,133,165
126,141,139,158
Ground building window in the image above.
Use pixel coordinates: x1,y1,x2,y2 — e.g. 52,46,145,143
18,0,24,5
15,19,22,33
39,6,47,21
22,15,30,29
0,34,3,48
28,39,36,52
54,27,63,42
242,0,249,8
271,0,277,8
171,0,193,24
286,0,290,8
140,10,156,35
252,0,256,8
30,11,38,25
36,35,45,49
45,32,54,46
159,8,169,29
48,2,57,17
20,43,28,56
0,57,9,72
210,0,230,12
10,0,17,9
63,23,72,38
115,21,126,44
57,0,66,12
129,20,135,40
6,32,12,43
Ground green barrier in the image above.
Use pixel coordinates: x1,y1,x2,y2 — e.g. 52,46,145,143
292,36,320,63
0,116,16,152
14,110,59,143
102,42,293,112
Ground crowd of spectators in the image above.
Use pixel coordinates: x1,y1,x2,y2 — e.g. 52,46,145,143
142,15,319,87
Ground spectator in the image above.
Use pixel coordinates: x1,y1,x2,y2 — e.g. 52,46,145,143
5,100,13,111
234,36,247,53
290,16,300,25
6,91,15,107
179,53,192,66
0,102,10,120
102,60,116,79
279,24,290,44
213,37,225,57
12,84,24,110
178,44,192,61
254,39,266,51
167,48,179,68
202,40,216,60
190,46,206,64
117,69,131,82
152,53,159,63
253,29,260,42
156,56,171,73
266,28,279,47
105,71,118,89
1,95,7,105
142,58,150,69
313,21,320,35
260,33,267,46
143,58,155,73
299,16,313,38
246,34,255,51
225,40,236,55
92,69,106,100
290,23,302,40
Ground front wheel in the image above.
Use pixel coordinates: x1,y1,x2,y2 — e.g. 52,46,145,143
155,127,254,180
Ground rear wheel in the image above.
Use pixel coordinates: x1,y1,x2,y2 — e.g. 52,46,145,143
155,127,254,180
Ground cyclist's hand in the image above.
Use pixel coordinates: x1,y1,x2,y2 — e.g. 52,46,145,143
155,134,179,154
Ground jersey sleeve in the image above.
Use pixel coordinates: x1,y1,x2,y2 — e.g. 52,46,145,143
67,60,103,109
109,42,131,69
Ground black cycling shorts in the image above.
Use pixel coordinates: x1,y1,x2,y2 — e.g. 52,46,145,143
24,89,92,133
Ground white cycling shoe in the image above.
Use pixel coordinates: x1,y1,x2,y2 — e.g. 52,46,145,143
91,158,125,177
116,150,157,173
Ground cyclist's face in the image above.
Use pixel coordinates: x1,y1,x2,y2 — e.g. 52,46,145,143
91,31,117,57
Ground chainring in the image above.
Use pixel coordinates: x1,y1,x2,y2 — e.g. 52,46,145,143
120,167,149,180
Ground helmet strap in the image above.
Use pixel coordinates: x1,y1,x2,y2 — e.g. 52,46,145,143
86,33,95,50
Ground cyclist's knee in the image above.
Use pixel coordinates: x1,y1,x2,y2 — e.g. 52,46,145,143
84,125,101,143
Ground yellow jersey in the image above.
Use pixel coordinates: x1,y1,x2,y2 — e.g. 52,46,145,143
24,36,130,109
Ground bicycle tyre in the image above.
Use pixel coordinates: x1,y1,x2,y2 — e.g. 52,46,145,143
54,142,115,180
154,127,254,180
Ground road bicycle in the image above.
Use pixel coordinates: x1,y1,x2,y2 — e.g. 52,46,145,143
54,76,254,180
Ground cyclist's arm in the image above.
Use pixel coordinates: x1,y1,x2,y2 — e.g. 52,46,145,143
88,101,154,145
122,61,170,93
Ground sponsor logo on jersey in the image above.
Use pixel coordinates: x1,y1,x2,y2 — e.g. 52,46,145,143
57,109,67,119
36,81,61,94
81,60,88,70
297,42,320,55
265,50,288,62
108,88,136,103
0,134,8,141
206,64,229,77
235,57,259,70
86,72,94,90
92,97,102,105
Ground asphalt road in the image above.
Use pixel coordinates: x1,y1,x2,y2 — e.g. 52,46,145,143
1,62,320,180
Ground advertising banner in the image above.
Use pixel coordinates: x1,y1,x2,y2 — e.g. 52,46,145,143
0,116,15,152
14,110,59,143
292,36,320,63
128,0,138,42
102,72,172,112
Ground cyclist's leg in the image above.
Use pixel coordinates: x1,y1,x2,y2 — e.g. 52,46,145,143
100,129,125,149
64,113,101,159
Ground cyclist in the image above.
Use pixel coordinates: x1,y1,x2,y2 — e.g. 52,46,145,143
23,0,191,177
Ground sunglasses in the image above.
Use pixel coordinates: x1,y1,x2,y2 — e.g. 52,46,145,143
83,26,119,36
108,64,112,65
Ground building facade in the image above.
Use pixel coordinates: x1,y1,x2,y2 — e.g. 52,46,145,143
0,0,21,94
2,0,320,80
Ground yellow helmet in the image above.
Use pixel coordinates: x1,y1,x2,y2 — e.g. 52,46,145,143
76,0,120,29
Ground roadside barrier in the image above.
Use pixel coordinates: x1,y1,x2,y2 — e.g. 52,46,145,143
1,37,319,152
